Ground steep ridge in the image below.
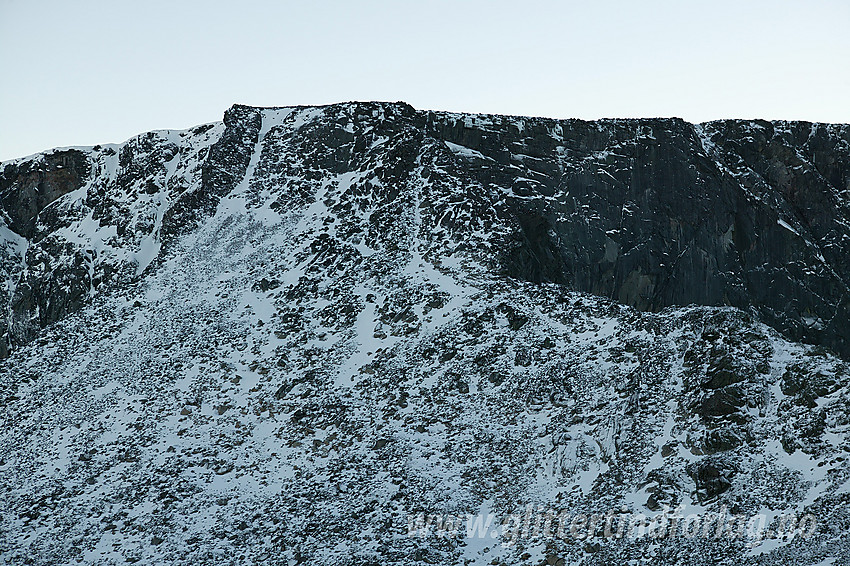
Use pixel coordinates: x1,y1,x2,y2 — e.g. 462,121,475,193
0,103,849,564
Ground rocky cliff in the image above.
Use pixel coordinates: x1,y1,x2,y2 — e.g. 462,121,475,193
2,103,848,360
0,103,849,565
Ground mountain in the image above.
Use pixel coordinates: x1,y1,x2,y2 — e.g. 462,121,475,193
0,102,848,565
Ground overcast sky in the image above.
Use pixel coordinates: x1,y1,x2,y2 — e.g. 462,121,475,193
1,0,848,161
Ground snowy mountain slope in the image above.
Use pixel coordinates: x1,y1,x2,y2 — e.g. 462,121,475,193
0,122,224,354
2,104,849,361
0,103,849,565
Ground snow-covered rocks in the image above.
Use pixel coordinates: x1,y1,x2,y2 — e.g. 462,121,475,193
0,103,848,564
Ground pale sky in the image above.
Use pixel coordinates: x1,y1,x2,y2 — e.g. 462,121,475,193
1,0,849,161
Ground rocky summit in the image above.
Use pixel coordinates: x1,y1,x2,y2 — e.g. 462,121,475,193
0,102,849,565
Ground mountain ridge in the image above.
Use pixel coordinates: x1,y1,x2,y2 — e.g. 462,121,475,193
2,102,849,359
1,102,850,564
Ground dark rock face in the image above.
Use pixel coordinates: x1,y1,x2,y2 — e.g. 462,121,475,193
0,149,90,238
0,103,848,360
421,114,850,358
161,105,262,237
